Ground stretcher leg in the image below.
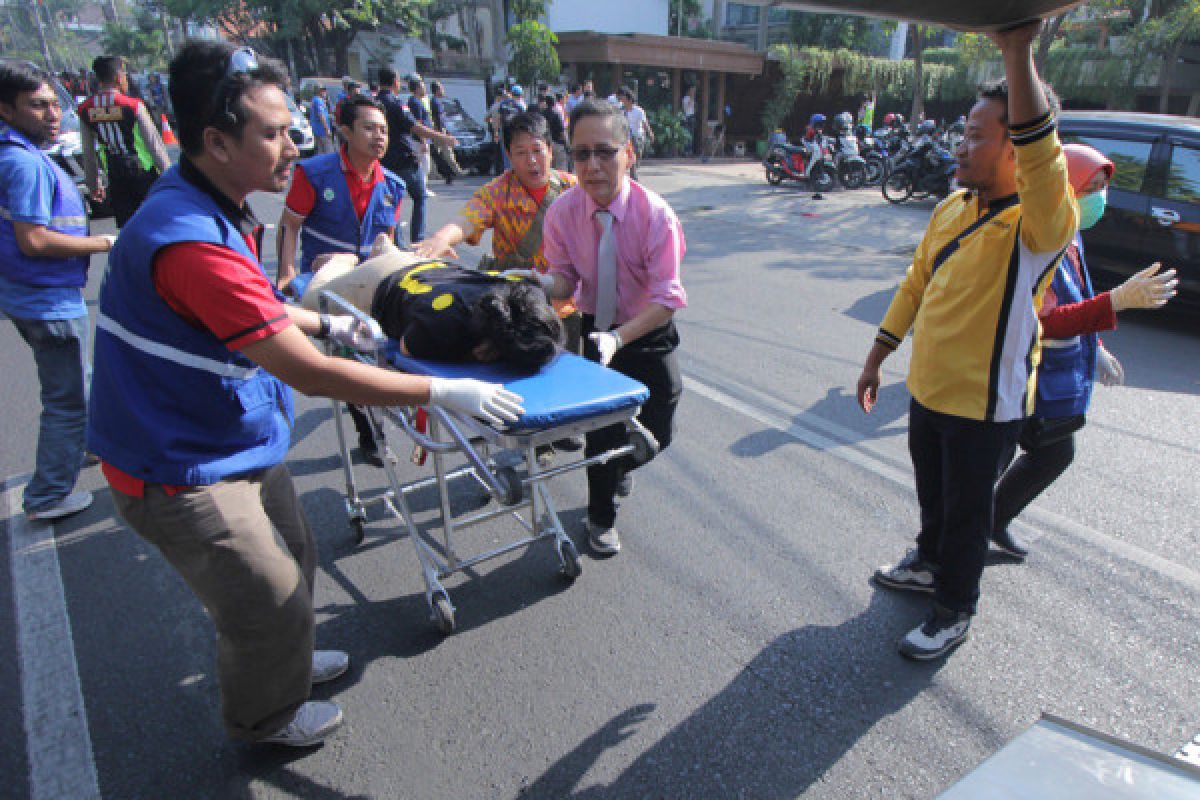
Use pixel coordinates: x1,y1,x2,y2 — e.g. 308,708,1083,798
330,389,368,544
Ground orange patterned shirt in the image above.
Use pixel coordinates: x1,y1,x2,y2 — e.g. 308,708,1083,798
461,168,577,315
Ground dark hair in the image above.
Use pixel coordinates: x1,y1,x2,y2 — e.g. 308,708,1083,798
338,94,384,128
568,98,629,144
169,40,289,156
430,80,443,94
977,78,1061,128
569,83,581,93
316,85,327,93
617,85,635,103
407,76,423,93
378,67,397,88
0,61,50,107
93,55,125,84
472,283,564,370
503,110,550,152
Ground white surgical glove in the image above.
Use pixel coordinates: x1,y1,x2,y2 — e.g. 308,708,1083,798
1096,345,1124,387
499,269,555,293
100,233,117,250
1109,262,1178,311
429,377,525,427
589,331,621,366
326,315,383,352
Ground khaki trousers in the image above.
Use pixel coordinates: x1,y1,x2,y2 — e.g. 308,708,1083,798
113,463,316,741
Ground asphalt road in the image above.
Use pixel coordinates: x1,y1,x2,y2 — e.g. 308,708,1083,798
2,162,1198,799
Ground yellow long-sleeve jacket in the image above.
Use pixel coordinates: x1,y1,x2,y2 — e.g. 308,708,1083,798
876,112,1077,422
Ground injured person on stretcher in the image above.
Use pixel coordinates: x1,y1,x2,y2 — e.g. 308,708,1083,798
300,235,564,370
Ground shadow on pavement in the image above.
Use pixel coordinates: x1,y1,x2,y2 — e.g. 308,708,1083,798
729,383,910,458
517,591,942,799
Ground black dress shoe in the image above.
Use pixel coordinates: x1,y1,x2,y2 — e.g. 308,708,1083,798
358,437,384,468
991,528,1029,560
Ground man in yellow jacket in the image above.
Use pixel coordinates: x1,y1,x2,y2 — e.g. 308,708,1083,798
856,22,1077,660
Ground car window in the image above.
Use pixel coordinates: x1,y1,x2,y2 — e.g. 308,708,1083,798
1061,134,1153,193
1165,144,1200,204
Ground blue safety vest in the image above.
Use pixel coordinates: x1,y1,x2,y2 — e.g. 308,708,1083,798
87,166,294,485
1035,233,1098,420
298,152,404,274
0,123,89,288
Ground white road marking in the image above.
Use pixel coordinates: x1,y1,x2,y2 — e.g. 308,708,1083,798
1178,733,1200,768
5,477,101,800
684,372,1200,596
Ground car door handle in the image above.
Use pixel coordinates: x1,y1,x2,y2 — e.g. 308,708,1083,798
1152,207,1181,226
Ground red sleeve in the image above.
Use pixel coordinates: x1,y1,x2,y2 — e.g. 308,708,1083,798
153,242,292,350
1040,293,1118,339
285,164,316,217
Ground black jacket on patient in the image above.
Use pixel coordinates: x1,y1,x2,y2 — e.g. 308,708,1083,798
370,263,564,369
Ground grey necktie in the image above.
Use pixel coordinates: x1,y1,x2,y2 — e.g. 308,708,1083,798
593,209,618,331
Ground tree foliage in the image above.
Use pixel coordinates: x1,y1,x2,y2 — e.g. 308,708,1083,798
506,0,558,87
101,14,165,70
507,19,559,88
761,43,959,136
669,0,713,39
788,12,893,55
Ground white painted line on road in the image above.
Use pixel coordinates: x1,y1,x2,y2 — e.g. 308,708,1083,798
4,477,101,800
1178,733,1200,767
684,372,1200,596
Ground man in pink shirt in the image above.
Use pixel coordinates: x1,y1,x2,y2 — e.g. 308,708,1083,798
541,98,687,556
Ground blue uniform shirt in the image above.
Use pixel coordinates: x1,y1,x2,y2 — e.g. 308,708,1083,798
0,145,87,320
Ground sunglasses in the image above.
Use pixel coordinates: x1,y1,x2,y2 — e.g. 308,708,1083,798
213,47,260,127
570,145,621,163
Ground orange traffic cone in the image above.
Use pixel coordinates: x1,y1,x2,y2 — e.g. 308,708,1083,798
160,114,178,146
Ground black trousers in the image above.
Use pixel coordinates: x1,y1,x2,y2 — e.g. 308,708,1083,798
909,399,1022,614
582,315,682,528
993,415,1083,536
108,162,158,228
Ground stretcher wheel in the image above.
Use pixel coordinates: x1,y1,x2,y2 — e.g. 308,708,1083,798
629,426,659,465
559,540,583,580
495,467,523,506
431,593,456,634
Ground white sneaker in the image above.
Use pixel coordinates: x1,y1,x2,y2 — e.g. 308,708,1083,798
585,519,621,556
312,650,350,685
27,490,93,522
260,701,343,747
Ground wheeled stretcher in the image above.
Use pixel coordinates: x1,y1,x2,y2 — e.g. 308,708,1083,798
317,290,656,634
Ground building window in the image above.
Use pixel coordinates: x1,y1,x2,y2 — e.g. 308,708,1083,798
725,3,760,27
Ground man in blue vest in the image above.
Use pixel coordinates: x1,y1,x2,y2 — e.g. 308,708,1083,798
0,61,115,521
275,94,403,292
276,93,406,465
87,41,523,748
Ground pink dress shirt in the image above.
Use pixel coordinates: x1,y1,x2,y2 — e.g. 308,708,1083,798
542,178,687,326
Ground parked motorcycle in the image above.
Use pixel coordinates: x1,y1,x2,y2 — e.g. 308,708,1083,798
830,112,867,189
856,124,888,186
882,141,958,204
764,139,836,193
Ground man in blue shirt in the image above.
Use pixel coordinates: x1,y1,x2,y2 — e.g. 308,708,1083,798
377,67,455,243
308,85,334,153
0,61,115,520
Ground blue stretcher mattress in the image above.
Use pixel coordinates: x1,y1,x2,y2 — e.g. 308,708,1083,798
385,345,649,434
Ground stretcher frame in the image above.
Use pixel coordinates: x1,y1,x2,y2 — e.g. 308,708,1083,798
317,290,655,633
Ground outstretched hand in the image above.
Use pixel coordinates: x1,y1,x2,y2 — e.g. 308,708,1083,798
986,20,1042,54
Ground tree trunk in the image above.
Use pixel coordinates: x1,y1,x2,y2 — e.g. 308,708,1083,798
1159,37,1183,114
909,24,925,132
1035,14,1066,72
